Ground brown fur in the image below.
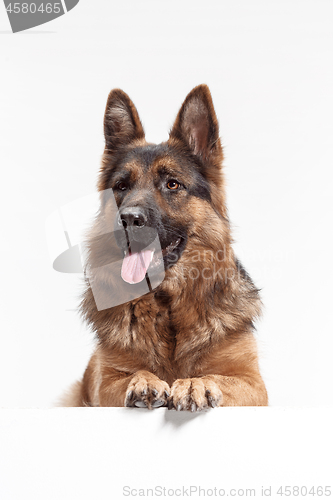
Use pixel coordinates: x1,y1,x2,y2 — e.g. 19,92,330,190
61,85,268,410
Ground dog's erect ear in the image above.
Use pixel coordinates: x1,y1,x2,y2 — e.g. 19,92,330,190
169,84,221,162
104,89,145,150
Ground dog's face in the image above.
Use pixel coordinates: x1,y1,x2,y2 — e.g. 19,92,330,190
96,85,226,285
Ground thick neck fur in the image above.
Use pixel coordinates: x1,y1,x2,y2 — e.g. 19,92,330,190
80,209,261,382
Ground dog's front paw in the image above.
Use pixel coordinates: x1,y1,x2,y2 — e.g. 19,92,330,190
169,377,222,411
125,371,170,409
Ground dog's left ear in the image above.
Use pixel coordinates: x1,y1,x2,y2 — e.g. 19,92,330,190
169,84,222,163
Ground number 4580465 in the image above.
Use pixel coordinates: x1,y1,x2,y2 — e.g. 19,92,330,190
6,3,61,14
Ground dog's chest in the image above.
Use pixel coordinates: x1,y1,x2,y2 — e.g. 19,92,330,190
129,292,201,382
130,294,178,358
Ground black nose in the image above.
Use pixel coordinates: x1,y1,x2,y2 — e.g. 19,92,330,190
118,207,147,229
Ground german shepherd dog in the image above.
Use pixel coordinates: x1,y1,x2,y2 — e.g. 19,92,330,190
62,84,268,410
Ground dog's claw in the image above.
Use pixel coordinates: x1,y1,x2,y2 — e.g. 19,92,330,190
208,396,217,408
151,389,158,397
177,403,182,411
152,399,165,408
125,390,133,404
134,400,147,408
191,402,197,412
167,399,174,410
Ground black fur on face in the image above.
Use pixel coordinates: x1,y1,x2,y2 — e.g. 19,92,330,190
102,142,212,270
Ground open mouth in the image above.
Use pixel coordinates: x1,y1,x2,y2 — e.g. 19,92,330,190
121,238,182,285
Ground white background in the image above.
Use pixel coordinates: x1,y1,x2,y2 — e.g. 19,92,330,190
1,0,333,410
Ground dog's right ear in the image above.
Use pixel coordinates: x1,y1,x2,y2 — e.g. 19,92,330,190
103,89,145,151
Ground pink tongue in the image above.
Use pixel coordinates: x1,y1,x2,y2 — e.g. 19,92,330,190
121,249,154,284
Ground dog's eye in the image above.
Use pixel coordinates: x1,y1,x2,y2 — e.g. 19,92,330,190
167,180,181,190
115,181,128,191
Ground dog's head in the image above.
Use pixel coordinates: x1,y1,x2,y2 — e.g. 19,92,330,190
95,85,230,285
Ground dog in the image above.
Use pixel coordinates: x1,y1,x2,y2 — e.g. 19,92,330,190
61,84,268,410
